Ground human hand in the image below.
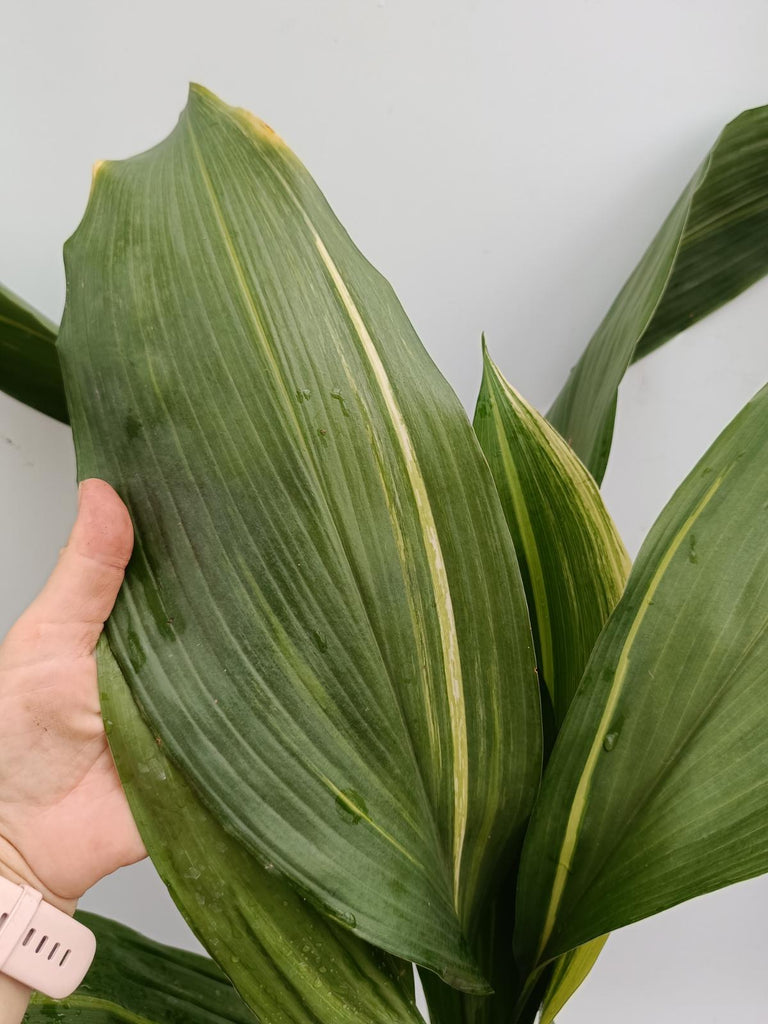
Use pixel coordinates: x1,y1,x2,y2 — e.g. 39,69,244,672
0,479,146,912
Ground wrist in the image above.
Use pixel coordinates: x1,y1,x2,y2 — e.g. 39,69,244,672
0,838,76,917
0,974,33,1024
0,851,95,1002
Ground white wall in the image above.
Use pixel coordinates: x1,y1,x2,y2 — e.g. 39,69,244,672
2,1,768,1019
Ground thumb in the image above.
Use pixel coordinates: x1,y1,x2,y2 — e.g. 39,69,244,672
7,479,134,659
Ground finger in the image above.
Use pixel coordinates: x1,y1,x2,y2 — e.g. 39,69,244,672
14,479,133,649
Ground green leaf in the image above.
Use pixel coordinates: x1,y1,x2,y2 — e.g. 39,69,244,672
539,934,608,1024
548,104,768,483
25,910,257,1023
57,84,541,989
470,346,628,1023
0,282,67,422
515,381,768,972
421,348,630,1019
418,350,628,1023
474,343,630,727
98,636,424,1024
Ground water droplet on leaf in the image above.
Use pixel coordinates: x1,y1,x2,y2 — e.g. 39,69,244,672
312,629,328,653
603,731,619,752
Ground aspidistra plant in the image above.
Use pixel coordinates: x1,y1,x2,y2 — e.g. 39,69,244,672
3,88,768,1024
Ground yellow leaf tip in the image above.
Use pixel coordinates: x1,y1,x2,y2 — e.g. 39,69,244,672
229,103,290,151
89,159,109,197
236,106,282,142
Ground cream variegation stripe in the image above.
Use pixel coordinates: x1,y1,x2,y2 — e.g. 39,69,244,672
489,372,556,689
501,375,631,589
488,362,631,700
535,475,724,962
314,235,468,906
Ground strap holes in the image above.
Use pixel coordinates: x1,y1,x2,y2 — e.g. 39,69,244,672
35,935,48,954
0,913,7,930
22,929,35,947
47,942,60,961
59,949,71,966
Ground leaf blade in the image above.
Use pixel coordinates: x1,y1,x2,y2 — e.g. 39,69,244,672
515,381,768,969
25,911,258,1024
57,84,541,986
632,106,768,362
0,282,66,422
98,637,424,1024
474,344,629,726
471,349,629,1020
419,353,628,1023
539,935,608,1024
548,105,768,482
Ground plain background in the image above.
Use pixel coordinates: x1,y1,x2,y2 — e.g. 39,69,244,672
2,1,768,1020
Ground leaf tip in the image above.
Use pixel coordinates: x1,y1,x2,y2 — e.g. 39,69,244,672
480,338,503,385
186,81,232,121
187,81,285,148
89,159,109,197
187,81,217,104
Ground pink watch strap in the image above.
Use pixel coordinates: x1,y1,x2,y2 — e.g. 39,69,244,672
0,876,95,998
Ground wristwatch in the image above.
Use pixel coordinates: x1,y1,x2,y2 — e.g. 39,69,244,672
0,876,95,998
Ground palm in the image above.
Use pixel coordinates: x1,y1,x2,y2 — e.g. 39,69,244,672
0,480,145,901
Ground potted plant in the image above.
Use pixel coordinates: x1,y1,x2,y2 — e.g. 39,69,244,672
3,86,768,1024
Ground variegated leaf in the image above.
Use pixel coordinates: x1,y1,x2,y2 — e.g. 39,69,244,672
57,85,541,990
515,383,768,973
549,105,768,483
